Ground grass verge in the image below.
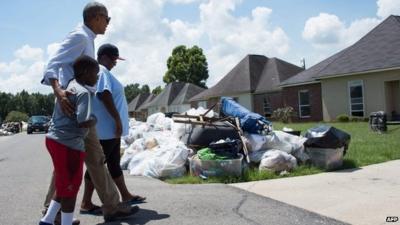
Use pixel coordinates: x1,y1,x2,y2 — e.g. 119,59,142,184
165,122,400,184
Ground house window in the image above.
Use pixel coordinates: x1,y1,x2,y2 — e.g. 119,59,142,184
348,80,364,117
263,97,272,117
298,90,310,118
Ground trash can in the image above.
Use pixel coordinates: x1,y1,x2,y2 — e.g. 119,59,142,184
369,111,387,132
305,147,344,170
304,125,350,170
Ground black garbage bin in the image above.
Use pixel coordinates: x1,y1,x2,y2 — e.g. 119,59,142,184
369,111,387,132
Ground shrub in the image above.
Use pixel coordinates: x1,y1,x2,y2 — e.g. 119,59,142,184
272,106,296,123
5,111,29,122
336,114,349,122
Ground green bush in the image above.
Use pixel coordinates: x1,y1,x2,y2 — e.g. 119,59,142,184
336,114,349,122
5,111,29,122
272,106,296,123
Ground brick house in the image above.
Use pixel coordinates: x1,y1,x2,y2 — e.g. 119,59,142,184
190,54,304,118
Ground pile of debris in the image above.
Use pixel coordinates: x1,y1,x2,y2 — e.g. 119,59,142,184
0,122,20,136
120,98,351,179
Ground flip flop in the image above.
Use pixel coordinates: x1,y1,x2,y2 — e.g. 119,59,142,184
79,205,102,215
124,195,146,204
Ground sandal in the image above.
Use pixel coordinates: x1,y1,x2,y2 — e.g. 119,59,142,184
79,205,102,215
124,195,146,204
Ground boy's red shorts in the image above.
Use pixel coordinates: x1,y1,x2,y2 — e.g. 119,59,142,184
45,138,86,198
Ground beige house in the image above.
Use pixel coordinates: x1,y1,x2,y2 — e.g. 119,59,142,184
280,15,400,121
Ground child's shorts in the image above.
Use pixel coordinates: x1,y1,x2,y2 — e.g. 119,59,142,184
45,138,86,198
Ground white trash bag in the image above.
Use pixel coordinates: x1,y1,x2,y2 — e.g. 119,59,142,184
259,150,297,172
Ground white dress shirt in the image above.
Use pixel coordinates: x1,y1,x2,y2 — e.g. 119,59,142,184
41,24,96,89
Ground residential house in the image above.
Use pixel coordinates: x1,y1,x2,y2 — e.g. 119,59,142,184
169,83,205,113
281,15,400,121
128,93,151,119
134,94,156,121
190,54,304,118
145,82,205,116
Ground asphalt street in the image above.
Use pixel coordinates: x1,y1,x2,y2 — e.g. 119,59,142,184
0,133,348,225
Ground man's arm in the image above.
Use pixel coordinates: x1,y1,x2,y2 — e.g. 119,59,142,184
42,33,86,115
50,79,74,116
98,90,122,137
42,34,86,86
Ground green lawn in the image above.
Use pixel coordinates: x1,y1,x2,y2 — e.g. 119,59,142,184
165,122,400,184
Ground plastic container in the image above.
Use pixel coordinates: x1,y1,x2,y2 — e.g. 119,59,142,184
189,154,243,177
305,147,344,170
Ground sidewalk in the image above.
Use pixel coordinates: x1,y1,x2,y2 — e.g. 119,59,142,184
231,160,400,225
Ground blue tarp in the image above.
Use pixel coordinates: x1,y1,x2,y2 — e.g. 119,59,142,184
220,97,271,134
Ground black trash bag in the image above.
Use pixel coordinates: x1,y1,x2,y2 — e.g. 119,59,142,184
180,121,240,150
208,138,242,159
304,125,351,155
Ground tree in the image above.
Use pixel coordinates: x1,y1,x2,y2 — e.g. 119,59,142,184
163,45,209,88
151,86,163,95
124,83,141,103
5,111,29,122
141,85,150,94
0,92,12,120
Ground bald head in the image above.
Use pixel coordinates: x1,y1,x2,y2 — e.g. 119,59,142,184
83,2,107,24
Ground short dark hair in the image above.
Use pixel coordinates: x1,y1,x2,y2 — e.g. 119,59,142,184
73,55,99,79
83,2,107,23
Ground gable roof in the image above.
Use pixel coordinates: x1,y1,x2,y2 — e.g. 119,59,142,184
128,93,150,112
191,55,303,101
137,94,156,111
146,82,186,108
255,57,305,93
170,83,206,105
281,15,400,87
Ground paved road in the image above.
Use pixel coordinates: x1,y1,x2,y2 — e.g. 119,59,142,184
0,133,348,225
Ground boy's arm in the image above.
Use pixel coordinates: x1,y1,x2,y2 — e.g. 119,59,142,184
76,92,96,128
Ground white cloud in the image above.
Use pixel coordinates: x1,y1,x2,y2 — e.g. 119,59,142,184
94,0,290,89
0,45,48,94
165,0,201,4
377,0,400,18
14,45,44,62
302,13,380,50
302,13,343,46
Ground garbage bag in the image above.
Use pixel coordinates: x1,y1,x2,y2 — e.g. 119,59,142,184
304,125,351,153
220,97,271,134
208,138,242,159
259,150,297,172
197,148,230,160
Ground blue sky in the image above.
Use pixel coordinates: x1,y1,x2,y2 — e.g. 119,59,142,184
0,0,397,93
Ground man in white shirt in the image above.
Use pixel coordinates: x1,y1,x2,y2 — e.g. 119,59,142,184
41,2,139,224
